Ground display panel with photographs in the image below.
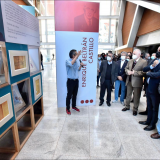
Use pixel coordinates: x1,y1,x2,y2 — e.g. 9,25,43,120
9,50,29,77
0,43,8,87
28,47,40,75
14,56,26,70
0,49,5,85
0,93,13,128
33,75,42,101
12,79,31,118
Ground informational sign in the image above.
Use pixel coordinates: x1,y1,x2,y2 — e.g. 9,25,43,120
0,1,40,46
55,1,99,107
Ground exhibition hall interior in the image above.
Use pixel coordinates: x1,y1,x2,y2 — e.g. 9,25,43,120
0,0,160,159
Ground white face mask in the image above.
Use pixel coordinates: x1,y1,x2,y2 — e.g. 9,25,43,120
121,56,126,60
107,56,111,61
132,55,137,60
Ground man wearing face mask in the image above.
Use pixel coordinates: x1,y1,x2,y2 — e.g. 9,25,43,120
99,52,118,106
139,51,160,131
144,53,151,64
122,49,147,116
151,53,157,60
112,52,128,105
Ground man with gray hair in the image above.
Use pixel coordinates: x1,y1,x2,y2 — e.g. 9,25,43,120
122,49,147,116
144,53,151,65
112,51,128,105
99,52,118,107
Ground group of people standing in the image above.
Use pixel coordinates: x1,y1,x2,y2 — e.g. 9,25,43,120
65,47,160,140
97,47,160,139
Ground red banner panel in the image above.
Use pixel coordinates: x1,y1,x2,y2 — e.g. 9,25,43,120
55,1,99,32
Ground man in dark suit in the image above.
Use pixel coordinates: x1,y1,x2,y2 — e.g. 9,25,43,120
112,51,128,106
74,4,98,32
139,52,160,131
0,32,4,41
140,52,158,115
99,52,118,107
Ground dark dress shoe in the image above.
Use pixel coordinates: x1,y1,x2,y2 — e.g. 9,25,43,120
122,107,129,111
139,111,147,115
107,102,111,107
144,125,155,131
133,111,137,116
151,133,160,139
99,101,103,106
139,121,149,125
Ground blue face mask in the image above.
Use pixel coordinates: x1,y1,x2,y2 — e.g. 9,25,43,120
151,56,155,60
98,57,101,60
126,59,129,61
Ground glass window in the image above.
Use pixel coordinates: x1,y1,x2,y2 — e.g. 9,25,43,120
111,0,119,15
99,19,109,43
40,0,46,16
41,35,46,43
47,20,55,42
110,19,117,43
46,1,54,16
40,20,46,35
40,49,48,62
94,1,111,15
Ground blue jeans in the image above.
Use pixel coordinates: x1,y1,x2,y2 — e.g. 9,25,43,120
115,80,126,102
157,104,160,135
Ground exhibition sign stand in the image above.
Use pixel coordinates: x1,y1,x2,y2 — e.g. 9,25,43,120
0,1,43,159
54,1,99,107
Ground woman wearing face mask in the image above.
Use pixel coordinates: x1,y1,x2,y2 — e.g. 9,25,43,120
126,56,130,61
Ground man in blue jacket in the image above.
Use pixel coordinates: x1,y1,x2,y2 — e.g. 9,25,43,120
139,52,160,131
112,51,128,106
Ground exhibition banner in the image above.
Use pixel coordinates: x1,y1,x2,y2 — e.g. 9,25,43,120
0,1,40,46
55,1,99,107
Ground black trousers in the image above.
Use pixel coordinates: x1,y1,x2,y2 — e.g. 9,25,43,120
146,90,159,126
97,72,101,85
100,80,112,103
66,79,79,110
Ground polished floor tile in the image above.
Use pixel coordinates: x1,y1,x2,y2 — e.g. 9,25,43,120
62,117,89,133
90,117,116,133
89,107,111,118
120,133,160,159
70,107,89,117
15,63,160,159
55,133,90,157
36,117,65,132
113,116,144,134
90,133,126,159
19,131,60,155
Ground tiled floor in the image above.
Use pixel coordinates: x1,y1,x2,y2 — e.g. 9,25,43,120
16,62,160,159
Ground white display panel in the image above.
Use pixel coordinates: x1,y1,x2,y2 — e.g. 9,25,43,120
28,48,40,74
0,93,13,127
9,50,29,77
0,1,40,46
56,31,98,107
33,75,42,101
